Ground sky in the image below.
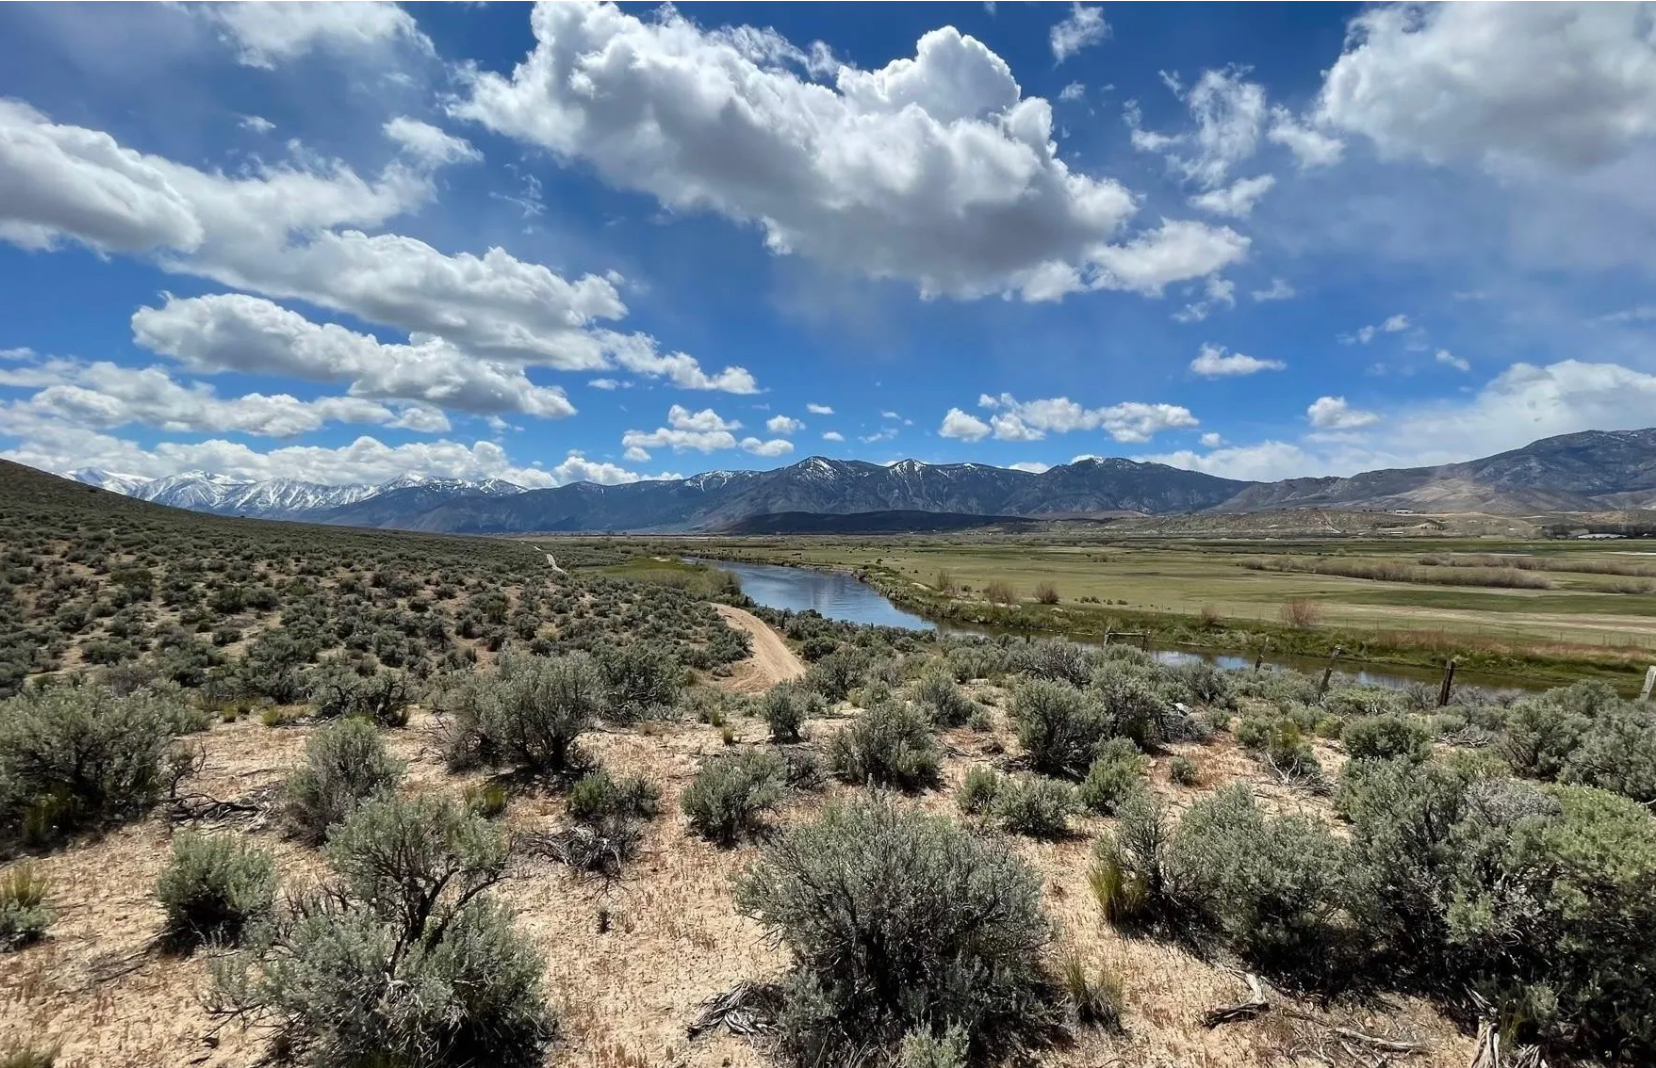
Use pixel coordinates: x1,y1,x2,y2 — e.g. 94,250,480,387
2,1,1656,490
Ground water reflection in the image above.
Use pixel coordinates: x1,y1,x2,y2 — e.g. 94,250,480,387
695,557,1529,693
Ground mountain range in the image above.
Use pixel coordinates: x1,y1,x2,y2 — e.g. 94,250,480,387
64,429,1656,533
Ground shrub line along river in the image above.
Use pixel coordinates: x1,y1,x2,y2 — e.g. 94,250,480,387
689,557,1534,693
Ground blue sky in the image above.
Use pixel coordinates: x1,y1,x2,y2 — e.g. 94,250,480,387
2,1,1655,489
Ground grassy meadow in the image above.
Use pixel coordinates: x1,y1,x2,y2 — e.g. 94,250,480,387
623,534,1656,687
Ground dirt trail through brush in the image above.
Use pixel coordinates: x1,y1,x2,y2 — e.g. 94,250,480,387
713,604,805,691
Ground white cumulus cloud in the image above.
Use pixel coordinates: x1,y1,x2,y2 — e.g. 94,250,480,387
1307,395,1380,430
454,2,1244,301
1189,343,1285,377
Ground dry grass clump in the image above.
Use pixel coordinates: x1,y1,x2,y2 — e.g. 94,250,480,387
1280,597,1322,629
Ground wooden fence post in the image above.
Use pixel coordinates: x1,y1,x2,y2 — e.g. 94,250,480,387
1640,665,1656,701
1437,658,1457,708
1318,646,1343,698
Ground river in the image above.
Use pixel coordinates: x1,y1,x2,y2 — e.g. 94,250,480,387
694,557,1527,693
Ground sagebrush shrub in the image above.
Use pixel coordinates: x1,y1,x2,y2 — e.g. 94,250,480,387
0,682,185,842
913,667,976,727
827,701,940,791
1015,640,1092,686
956,766,1003,815
992,776,1076,839
759,682,822,743
1089,791,1168,927
1500,693,1589,780
1089,664,1167,747
282,717,404,845
897,1024,969,1068
156,833,276,949
307,666,413,727
1235,714,1322,781
0,863,50,950
567,769,659,824
1011,679,1111,778
805,647,870,701
1165,785,1344,977
682,750,787,845
215,794,553,1067
599,643,681,721
1168,755,1199,786
1561,706,1656,805
1078,738,1147,815
736,797,1056,1065
1342,713,1434,763
480,652,604,775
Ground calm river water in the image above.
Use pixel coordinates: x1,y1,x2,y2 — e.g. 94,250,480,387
692,557,1494,691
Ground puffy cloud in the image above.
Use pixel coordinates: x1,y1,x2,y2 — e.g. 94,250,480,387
741,437,794,457
621,404,741,455
0,100,743,392
383,117,481,167
1318,3,1656,172
1436,349,1470,372
1251,278,1296,302
0,356,447,440
454,3,1243,301
806,402,834,415
0,100,205,254
977,393,1198,442
200,1,431,69
602,332,758,393
1382,313,1410,332
549,450,654,486
132,293,576,418
1058,82,1086,103
766,414,804,435
820,430,845,442
1159,360,1656,480
1199,432,1224,447
1008,460,1050,473
1189,174,1276,218
939,407,991,442
0,415,622,489
1307,395,1380,430
1050,4,1109,64
1189,343,1285,377
239,115,276,134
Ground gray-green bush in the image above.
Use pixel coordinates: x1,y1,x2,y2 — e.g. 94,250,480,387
1342,713,1433,763
156,833,276,949
736,797,1056,1065
1165,785,1344,976
214,794,553,1067
913,667,976,727
992,776,1076,839
282,718,404,845
681,750,787,845
1077,738,1147,815
0,683,186,842
827,701,941,791
759,682,822,744
1011,679,1111,778
0,863,50,950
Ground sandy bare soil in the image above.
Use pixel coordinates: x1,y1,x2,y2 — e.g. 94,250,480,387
712,605,806,692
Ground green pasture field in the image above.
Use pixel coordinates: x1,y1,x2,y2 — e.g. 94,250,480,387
570,534,1656,688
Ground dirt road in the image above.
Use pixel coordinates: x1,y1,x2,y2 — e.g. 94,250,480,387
713,604,806,692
